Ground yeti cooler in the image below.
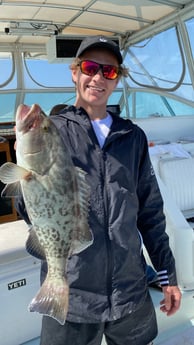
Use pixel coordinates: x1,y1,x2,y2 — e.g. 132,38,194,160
0,220,41,345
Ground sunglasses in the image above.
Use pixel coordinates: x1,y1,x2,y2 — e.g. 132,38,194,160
78,60,120,80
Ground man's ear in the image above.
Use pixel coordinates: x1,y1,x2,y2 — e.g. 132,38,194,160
72,69,78,84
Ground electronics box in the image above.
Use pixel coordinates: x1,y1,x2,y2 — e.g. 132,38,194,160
46,36,83,63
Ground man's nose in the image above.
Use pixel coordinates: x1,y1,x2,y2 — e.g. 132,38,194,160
93,68,104,79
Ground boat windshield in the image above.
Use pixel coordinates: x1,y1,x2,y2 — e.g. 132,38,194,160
0,17,193,122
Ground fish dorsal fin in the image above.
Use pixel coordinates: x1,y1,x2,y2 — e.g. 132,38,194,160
75,167,90,219
69,167,93,255
0,162,30,184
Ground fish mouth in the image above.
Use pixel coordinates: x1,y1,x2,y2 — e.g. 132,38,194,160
16,104,44,133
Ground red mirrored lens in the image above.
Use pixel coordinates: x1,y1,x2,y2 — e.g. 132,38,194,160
102,65,118,80
80,61,99,76
80,60,119,80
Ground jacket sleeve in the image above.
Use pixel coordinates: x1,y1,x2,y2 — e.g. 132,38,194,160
136,130,178,286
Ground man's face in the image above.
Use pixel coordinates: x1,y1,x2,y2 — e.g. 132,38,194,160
72,48,120,109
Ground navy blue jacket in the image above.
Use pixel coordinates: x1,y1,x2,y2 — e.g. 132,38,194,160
16,105,177,323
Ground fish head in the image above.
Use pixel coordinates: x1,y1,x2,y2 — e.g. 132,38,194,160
15,104,59,174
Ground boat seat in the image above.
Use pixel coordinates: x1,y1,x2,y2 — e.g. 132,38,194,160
149,155,194,290
158,156,194,219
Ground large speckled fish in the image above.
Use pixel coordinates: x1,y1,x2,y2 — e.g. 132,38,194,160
0,104,93,325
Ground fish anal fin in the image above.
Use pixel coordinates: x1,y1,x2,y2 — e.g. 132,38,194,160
70,218,93,256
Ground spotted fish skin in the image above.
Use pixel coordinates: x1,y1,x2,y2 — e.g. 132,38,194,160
0,104,92,325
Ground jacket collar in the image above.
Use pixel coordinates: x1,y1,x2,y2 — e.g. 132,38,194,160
60,105,134,130
54,105,134,145
105,115,134,147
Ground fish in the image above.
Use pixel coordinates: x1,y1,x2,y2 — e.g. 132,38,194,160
0,103,93,325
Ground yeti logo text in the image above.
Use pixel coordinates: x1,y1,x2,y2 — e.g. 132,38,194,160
8,278,26,290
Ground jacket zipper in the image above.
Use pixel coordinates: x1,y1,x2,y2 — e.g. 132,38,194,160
100,148,113,311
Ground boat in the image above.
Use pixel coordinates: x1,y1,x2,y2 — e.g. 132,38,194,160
0,1,194,344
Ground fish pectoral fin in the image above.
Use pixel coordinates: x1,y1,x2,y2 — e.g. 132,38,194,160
1,182,22,198
0,162,31,184
26,227,46,260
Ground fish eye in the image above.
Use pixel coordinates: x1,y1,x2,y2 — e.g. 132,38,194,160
41,119,50,132
42,125,49,132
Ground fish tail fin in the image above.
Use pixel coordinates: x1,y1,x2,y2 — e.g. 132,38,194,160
28,275,69,325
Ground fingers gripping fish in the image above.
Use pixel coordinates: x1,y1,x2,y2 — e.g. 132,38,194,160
0,104,93,325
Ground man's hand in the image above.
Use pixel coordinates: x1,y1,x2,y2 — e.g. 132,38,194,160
160,285,182,316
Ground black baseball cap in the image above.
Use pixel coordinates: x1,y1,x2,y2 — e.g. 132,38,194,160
76,35,123,64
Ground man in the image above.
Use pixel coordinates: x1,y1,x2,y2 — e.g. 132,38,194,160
16,35,181,345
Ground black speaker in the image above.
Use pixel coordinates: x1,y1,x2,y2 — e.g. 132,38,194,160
46,36,83,63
